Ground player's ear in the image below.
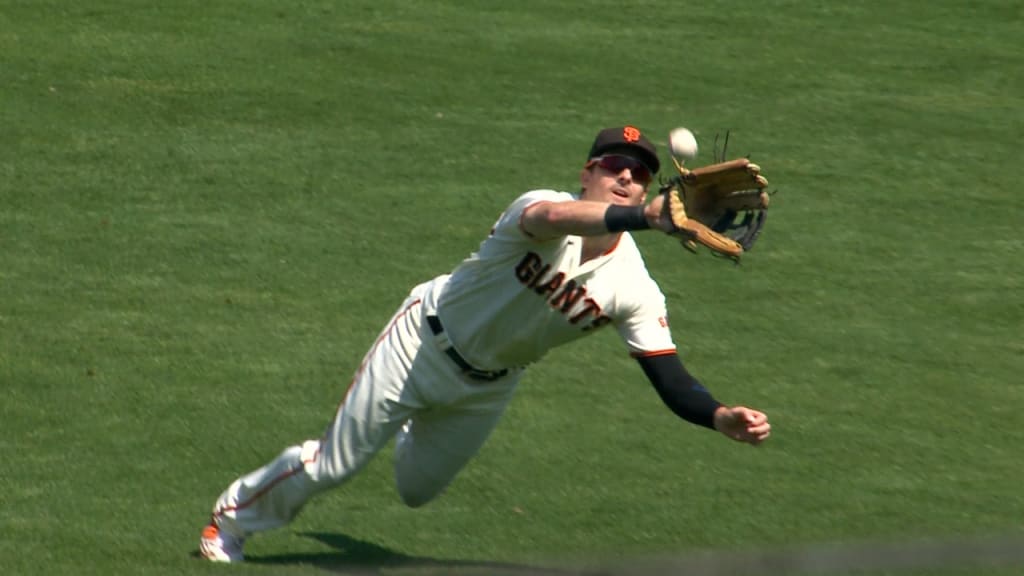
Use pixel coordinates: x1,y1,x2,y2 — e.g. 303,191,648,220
579,166,592,188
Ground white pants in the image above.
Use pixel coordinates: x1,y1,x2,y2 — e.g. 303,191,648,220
210,281,522,536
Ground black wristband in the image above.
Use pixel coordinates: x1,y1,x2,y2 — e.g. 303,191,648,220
604,205,650,232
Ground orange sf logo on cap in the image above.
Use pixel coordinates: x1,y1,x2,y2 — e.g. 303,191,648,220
622,126,641,142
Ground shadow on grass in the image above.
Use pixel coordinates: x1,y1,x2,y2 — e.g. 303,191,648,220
248,531,595,575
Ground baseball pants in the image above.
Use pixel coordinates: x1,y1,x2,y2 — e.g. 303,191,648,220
210,282,522,536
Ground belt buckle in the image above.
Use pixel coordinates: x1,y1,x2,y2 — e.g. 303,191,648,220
467,368,507,382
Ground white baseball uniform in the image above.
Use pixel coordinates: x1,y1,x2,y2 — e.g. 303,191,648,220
208,189,676,537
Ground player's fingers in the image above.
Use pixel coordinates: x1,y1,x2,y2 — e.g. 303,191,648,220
746,426,770,443
736,407,766,425
747,422,771,436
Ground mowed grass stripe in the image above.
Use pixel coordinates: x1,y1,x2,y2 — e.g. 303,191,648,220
1,1,1022,575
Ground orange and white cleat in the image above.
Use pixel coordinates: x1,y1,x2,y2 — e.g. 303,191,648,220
198,521,245,563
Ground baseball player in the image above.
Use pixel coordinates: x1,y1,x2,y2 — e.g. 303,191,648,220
199,125,772,562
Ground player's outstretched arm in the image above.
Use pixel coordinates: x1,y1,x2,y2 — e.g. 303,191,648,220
637,354,771,446
521,200,626,239
520,196,676,240
713,406,772,446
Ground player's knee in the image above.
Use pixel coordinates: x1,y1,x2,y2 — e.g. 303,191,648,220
396,482,442,508
398,489,430,509
394,465,448,508
297,439,350,486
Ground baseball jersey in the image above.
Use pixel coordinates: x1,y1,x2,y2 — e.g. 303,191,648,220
429,189,676,371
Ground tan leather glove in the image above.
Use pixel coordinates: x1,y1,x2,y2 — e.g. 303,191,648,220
661,158,771,262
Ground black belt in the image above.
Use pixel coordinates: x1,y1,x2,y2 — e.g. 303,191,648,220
426,315,509,382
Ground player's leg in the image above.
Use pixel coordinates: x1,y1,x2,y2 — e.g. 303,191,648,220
208,370,414,537
203,296,426,556
392,382,517,508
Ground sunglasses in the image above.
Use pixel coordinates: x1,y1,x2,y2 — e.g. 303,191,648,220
587,154,652,184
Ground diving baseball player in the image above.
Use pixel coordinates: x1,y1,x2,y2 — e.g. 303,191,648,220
199,125,772,562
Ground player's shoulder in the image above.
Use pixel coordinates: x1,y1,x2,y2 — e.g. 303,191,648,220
514,189,576,206
498,189,577,224
490,189,575,237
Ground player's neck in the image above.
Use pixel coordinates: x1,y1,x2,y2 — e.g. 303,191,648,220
581,233,620,263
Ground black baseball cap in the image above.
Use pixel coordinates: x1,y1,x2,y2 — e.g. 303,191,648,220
587,126,660,175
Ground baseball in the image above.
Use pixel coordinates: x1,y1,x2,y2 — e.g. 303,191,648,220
669,127,699,161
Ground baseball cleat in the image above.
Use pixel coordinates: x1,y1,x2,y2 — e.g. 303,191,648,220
199,522,245,563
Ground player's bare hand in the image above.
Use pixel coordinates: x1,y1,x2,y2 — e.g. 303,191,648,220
713,406,771,446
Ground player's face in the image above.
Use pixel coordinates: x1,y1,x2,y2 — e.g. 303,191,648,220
580,155,650,206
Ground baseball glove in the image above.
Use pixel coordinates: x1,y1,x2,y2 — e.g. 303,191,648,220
659,156,771,262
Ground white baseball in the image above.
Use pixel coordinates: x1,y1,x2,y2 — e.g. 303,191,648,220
669,127,699,160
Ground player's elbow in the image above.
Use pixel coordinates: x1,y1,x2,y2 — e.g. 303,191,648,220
522,203,573,238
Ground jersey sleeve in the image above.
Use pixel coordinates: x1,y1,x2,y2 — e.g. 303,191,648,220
615,275,677,357
490,189,575,241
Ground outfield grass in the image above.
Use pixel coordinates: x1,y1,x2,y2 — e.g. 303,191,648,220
2,1,1022,575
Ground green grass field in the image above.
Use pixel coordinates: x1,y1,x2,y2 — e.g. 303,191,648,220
2,1,1022,574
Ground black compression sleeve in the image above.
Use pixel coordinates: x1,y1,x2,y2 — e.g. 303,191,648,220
636,354,722,430
604,205,650,232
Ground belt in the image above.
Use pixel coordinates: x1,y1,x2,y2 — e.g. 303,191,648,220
426,315,509,382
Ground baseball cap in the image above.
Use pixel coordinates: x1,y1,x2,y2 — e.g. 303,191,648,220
587,126,660,175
